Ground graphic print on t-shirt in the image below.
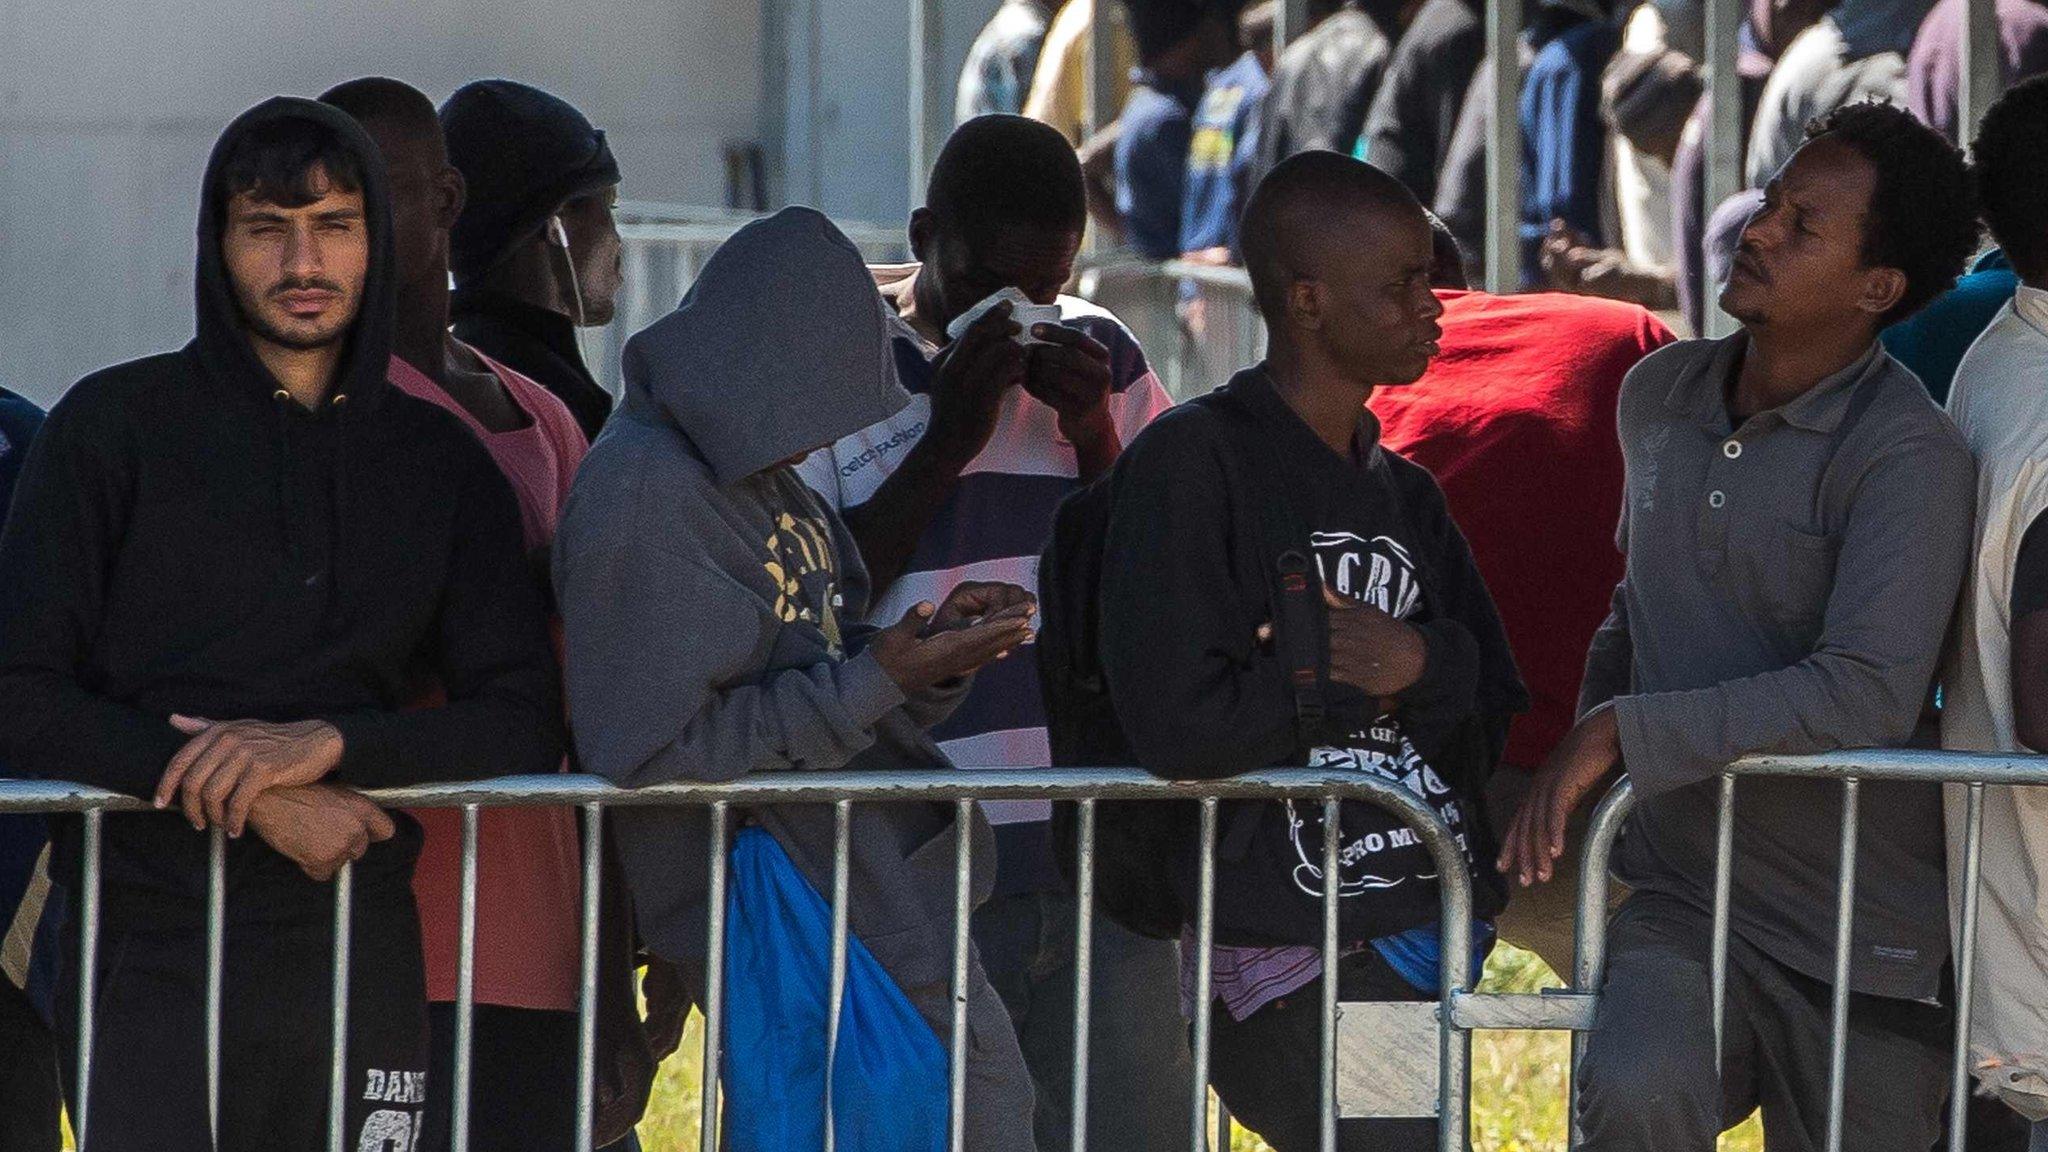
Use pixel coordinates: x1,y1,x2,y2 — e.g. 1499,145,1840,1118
1289,528,1474,899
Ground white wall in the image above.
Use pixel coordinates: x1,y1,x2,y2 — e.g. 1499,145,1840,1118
0,0,761,408
775,0,989,226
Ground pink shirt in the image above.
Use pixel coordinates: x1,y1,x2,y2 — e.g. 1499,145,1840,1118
388,349,588,1011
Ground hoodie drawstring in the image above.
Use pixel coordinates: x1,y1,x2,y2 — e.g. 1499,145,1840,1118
272,390,298,571
329,390,351,626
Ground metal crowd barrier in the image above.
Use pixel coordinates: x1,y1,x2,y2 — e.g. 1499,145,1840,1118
14,746,2034,1152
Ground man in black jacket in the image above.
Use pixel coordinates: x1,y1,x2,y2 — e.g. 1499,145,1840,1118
440,80,624,441
1098,151,1524,1152
0,98,563,1152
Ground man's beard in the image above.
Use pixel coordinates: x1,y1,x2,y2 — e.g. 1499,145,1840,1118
235,279,356,351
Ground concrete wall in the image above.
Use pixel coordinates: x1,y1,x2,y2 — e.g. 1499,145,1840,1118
0,0,762,407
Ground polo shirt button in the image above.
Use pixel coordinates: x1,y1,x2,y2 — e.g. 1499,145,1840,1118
1723,440,1742,459
1708,490,1726,508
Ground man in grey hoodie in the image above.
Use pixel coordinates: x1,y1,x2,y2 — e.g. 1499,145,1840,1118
554,207,1039,1148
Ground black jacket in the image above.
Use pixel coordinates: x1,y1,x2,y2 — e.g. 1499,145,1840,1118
451,285,613,441
1097,369,1525,791
1257,6,1396,183
0,98,564,923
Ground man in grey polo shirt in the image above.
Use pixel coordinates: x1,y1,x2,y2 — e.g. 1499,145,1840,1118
1498,102,1981,1150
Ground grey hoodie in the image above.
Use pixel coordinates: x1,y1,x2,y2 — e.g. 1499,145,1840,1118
554,208,1033,1147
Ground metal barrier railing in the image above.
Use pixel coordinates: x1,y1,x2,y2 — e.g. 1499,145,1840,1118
10,767,1479,1152
1564,748,2037,1152
21,747,2033,1151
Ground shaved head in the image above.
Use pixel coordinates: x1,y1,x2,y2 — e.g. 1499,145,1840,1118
320,77,466,348
1242,151,1429,327
319,77,446,168
1241,151,1444,386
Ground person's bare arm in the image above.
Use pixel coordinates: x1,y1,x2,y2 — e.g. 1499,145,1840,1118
1078,122,1125,242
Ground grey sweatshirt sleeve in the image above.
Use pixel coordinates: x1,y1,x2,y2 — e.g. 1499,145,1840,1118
1576,580,1634,718
558,537,907,787
1610,429,1975,797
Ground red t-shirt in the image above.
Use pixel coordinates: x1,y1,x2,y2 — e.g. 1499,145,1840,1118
1370,291,1675,770
388,349,588,1011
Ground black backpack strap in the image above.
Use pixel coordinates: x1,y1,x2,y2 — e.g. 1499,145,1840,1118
1195,387,1330,752
1274,549,1327,746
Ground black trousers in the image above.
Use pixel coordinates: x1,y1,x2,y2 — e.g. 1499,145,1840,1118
0,980,59,1152
416,1003,636,1152
57,891,429,1152
1205,948,1439,1152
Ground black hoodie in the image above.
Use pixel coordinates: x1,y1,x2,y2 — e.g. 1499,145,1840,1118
0,98,564,924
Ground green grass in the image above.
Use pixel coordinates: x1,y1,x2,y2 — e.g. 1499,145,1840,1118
631,944,1766,1151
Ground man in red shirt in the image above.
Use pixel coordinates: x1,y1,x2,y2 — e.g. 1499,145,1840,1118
1371,271,1674,975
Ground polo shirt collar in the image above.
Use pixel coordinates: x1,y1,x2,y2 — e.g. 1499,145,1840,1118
1664,332,1881,434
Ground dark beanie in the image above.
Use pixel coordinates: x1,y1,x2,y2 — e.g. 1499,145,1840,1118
439,79,621,280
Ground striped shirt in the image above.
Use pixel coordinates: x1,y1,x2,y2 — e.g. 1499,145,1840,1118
798,266,1172,847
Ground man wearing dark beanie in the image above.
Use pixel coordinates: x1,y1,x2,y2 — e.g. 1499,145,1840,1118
440,79,623,441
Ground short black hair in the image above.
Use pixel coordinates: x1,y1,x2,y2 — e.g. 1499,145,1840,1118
1241,150,1422,326
1804,101,1979,326
217,113,366,215
319,76,447,164
1125,0,1241,60
1971,75,2048,284
927,115,1087,245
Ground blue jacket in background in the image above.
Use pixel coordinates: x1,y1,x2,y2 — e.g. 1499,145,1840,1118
1519,13,1620,286
1116,71,1204,260
1881,249,2018,406
1180,52,1270,257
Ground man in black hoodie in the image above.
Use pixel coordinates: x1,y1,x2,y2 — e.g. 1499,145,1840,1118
1098,151,1524,1152
440,80,623,442
0,98,563,1152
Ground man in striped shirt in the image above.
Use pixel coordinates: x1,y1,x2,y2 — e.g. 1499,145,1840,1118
798,114,1183,1152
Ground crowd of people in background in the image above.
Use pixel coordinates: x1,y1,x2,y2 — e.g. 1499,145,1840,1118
5,2,2048,1149
961,0,2048,334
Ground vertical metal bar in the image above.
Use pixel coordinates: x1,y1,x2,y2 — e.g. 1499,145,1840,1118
328,861,354,1152
827,799,854,1152
950,799,974,1152
1319,797,1341,1152
701,801,731,1152
452,805,480,1152
207,827,225,1147
1085,0,1118,141
1958,0,2003,145
1710,773,1736,1063
1276,0,1311,52
1948,783,1986,1151
1437,845,1473,1152
907,0,944,205
576,804,603,1152
74,810,101,1152
1190,798,1219,1152
1070,799,1098,1152
1703,0,1744,336
1568,779,1637,1149
1482,0,1524,293
1216,1106,1234,1152
1824,779,1860,1152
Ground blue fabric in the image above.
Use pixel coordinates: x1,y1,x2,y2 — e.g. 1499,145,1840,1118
1179,52,1270,256
1115,71,1204,260
1518,16,1621,287
1370,919,1496,994
722,828,948,1152
1881,249,2018,406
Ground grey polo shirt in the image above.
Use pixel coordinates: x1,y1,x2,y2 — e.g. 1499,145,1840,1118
1579,334,1975,1001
